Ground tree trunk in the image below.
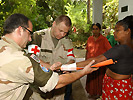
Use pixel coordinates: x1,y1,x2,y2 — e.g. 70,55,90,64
87,0,90,24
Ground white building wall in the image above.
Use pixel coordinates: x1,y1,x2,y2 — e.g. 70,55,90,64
118,0,133,20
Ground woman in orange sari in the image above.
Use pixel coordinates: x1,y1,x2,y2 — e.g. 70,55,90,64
85,23,112,99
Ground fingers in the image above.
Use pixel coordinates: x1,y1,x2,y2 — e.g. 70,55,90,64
87,60,95,66
83,60,98,74
88,60,99,71
92,67,99,71
62,71,70,74
56,62,62,66
50,62,62,70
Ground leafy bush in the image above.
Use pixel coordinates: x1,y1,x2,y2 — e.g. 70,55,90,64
65,1,92,49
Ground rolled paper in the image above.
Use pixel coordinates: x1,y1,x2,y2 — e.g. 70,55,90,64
60,63,76,71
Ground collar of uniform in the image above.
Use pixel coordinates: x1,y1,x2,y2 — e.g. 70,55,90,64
2,36,22,51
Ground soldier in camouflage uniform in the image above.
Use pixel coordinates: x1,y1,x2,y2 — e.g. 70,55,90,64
0,13,98,100
32,15,88,100
32,15,75,65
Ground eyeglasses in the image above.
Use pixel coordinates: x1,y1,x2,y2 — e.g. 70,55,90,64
21,26,33,35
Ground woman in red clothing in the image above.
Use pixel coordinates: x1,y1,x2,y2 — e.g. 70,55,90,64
85,23,112,99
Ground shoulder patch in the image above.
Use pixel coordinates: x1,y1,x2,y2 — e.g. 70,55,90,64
40,64,50,72
30,54,40,63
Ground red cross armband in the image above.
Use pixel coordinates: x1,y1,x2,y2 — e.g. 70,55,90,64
28,44,41,56
67,48,75,62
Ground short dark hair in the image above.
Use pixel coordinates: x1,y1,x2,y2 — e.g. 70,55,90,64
91,23,101,30
55,15,72,27
117,15,133,39
3,13,30,35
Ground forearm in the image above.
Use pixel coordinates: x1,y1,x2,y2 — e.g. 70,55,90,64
67,59,75,64
55,60,98,89
55,70,85,89
76,55,107,67
76,58,94,67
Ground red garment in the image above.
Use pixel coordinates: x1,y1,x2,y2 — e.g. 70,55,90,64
86,34,112,58
102,74,133,100
86,34,112,96
73,27,76,32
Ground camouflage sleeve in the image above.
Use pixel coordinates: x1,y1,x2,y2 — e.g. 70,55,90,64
25,53,59,92
32,32,42,47
61,37,73,50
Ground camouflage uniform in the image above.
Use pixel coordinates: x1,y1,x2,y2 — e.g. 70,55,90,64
32,28,88,100
32,28,74,65
0,36,59,100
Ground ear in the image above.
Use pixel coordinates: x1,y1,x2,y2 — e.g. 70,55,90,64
16,26,23,36
52,21,56,27
127,28,131,35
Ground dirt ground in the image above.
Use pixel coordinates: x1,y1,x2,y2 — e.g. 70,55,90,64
73,48,86,58
73,48,102,100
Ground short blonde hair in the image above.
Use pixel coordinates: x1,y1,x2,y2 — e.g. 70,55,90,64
55,15,72,27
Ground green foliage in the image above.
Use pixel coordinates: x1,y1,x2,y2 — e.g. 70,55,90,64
0,0,44,34
0,0,118,49
103,0,118,29
65,1,92,48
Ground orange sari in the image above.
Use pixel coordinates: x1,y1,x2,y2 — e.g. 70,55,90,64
86,34,112,96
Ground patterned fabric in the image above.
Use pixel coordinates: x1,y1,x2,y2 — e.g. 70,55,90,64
102,74,133,100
